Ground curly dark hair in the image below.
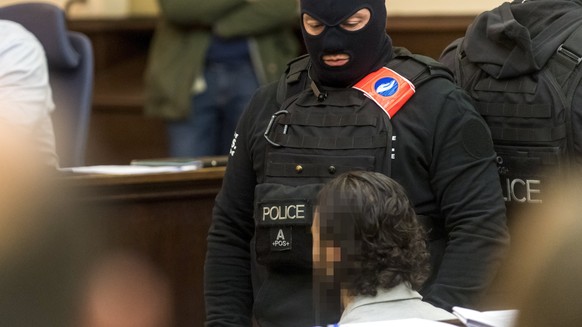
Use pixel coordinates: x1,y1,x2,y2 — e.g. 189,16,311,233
315,171,430,297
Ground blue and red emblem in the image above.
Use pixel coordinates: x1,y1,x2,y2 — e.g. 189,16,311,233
374,77,399,97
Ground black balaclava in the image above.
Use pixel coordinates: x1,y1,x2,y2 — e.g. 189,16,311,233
300,0,393,88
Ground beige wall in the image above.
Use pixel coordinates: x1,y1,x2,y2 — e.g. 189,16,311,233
387,0,506,15
0,0,158,18
0,0,64,9
0,0,504,18
130,0,157,15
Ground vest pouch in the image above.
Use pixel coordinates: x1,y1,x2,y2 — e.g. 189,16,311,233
254,183,322,270
495,144,564,212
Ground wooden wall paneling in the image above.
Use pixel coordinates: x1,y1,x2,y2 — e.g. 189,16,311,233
387,16,474,59
68,15,475,164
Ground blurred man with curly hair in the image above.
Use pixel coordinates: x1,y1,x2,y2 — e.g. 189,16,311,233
313,171,455,324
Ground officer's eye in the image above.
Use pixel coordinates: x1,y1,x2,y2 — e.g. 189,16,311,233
340,8,371,32
303,14,325,36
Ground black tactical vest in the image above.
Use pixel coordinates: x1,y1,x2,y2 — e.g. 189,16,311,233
251,49,453,327
255,49,453,271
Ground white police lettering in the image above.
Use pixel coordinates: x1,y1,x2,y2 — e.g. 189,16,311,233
276,229,285,241
502,178,542,203
229,132,239,157
272,229,290,247
262,204,306,221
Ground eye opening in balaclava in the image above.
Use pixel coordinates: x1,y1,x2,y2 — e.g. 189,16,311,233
300,0,393,88
302,6,373,36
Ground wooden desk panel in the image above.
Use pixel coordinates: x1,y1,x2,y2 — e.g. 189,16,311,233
65,167,225,327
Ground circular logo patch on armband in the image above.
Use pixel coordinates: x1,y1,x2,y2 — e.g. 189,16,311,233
374,77,398,97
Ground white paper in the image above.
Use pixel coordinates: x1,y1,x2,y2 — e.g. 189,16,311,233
59,164,200,175
452,307,518,327
342,318,458,327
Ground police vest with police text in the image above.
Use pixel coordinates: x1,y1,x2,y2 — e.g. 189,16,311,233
450,21,582,219
255,47,453,271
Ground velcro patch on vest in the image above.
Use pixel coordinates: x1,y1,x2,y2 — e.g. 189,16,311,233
257,200,313,253
257,200,312,227
353,67,415,118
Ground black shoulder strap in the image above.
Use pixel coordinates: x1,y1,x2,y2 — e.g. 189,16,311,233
453,37,466,86
546,23,582,157
530,8,582,68
438,37,465,85
547,23,582,100
387,47,454,87
276,54,311,105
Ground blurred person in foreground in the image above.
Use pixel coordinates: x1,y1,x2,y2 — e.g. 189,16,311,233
483,168,582,327
0,119,171,327
0,116,83,326
204,0,509,325
144,0,300,157
0,20,58,167
313,171,456,324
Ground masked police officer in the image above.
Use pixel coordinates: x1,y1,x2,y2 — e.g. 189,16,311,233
204,0,509,326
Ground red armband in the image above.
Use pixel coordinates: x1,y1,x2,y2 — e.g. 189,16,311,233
353,67,415,118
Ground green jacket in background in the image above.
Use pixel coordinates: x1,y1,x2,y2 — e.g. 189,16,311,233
144,0,301,120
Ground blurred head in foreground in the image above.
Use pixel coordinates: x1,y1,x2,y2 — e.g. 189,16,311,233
0,118,89,326
0,120,171,326
79,251,172,327
0,118,54,262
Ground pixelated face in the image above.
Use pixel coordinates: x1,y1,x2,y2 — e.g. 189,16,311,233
312,204,361,280
312,209,342,277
